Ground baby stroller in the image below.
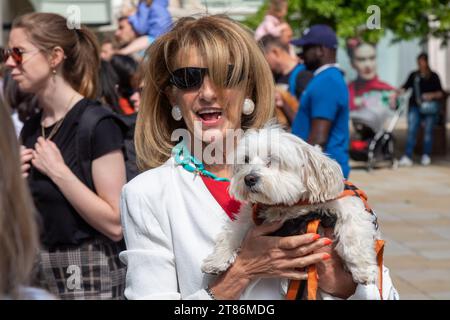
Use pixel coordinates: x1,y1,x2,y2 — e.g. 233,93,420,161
349,94,408,170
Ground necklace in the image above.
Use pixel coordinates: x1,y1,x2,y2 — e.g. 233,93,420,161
41,93,78,140
41,117,65,140
172,141,230,182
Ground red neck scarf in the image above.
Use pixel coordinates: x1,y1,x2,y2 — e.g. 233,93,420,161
200,176,241,220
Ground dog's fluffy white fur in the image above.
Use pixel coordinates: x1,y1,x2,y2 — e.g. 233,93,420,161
201,123,380,285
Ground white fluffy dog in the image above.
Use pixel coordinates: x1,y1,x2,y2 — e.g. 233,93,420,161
202,124,380,286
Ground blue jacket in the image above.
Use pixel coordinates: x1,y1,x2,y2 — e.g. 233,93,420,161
128,0,172,38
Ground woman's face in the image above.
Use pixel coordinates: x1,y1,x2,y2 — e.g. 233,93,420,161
6,28,53,94
352,44,377,81
130,81,143,112
167,48,245,145
418,57,428,73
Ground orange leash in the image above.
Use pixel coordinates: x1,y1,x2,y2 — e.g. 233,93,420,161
306,219,321,300
375,239,385,299
285,278,301,300
286,219,320,300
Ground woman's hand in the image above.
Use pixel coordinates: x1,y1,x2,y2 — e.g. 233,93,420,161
20,146,34,178
315,227,357,299
274,90,284,108
209,221,332,299
422,93,434,101
388,92,398,110
31,137,69,180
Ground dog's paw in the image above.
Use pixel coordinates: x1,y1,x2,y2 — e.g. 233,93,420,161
201,260,229,275
351,265,378,285
201,253,237,275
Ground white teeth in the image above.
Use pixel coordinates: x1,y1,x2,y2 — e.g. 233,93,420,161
197,109,222,115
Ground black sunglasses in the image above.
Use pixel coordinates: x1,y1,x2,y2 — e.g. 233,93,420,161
169,65,244,90
1,47,24,65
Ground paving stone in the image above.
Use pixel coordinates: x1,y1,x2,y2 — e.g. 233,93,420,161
424,226,450,240
350,158,450,300
418,250,450,260
428,292,450,299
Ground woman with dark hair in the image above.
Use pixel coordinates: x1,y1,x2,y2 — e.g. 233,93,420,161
398,52,444,166
109,54,138,115
6,12,126,299
98,59,121,114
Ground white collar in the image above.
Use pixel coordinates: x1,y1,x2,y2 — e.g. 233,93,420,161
314,63,340,76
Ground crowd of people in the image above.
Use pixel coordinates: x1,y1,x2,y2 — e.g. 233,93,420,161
0,0,445,301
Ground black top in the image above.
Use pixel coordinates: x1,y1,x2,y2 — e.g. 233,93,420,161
20,99,124,248
275,66,313,99
402,71,443,107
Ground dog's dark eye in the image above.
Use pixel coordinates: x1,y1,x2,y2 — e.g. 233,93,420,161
244,155,249,164
266,157,271,167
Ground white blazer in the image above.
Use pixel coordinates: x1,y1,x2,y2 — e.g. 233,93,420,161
119,157,399,300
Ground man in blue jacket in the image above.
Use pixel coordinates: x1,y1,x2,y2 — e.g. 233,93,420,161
128,0,172,40
117,0,172,58
291,25,350,178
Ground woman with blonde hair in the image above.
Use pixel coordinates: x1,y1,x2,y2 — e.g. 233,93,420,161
120,15,399,300
0,99,52,299
5,12,127,299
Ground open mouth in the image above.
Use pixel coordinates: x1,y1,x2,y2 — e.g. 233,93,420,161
196,108,223,124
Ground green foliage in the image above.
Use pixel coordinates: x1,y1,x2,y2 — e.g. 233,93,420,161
243,1,269,31
243,0,450,45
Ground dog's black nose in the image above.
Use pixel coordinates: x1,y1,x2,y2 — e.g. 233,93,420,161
244,174,259,187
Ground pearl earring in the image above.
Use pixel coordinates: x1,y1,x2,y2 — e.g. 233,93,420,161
171,105,183,121
242,98,255,115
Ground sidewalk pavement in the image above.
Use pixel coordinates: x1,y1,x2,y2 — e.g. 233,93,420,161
349,118,450,299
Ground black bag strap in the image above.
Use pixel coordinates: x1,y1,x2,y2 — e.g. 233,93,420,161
76,101,126,190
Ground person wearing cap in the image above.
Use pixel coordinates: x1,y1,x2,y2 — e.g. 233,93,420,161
291,24,350,178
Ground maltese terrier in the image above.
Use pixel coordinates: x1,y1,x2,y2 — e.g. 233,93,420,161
202,124,380,286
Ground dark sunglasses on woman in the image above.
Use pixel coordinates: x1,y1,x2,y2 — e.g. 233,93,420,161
1,47,39,65
1,47,24,64
169,65,244,90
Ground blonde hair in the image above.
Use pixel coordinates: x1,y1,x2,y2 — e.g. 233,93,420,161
13,13,100,99
0,100,39,298
136,15,275,170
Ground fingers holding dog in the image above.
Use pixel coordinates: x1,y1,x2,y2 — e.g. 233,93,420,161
278,233,321,250
277,252,330,270
235,225,333,281
283,237,333,258
261,269,308,281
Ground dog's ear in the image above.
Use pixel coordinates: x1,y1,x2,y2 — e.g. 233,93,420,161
293,136,344,203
